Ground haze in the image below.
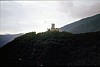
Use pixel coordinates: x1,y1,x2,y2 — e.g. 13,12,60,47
0,0,100,34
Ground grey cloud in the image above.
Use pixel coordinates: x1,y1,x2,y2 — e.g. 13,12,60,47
1,1,100,34
58,1,74,13
59,1,100,18
0,1,26,33
0,1,25,19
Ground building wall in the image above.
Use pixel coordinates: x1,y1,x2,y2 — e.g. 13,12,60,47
47,24,59,32
50,28,59,31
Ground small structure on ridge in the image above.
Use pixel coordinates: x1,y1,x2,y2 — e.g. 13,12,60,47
47,23,59,32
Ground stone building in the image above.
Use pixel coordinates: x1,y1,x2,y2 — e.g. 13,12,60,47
47,23,59,32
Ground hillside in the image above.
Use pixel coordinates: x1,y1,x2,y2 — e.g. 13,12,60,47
0,31,100,66
60,14,100,33
0,34,23,47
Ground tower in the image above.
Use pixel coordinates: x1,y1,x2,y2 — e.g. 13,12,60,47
51,23,55,29
47,23,59,32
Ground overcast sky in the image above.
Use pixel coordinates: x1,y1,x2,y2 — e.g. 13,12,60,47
0,0,100,34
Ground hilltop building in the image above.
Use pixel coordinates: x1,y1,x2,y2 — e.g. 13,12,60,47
47,23,59,32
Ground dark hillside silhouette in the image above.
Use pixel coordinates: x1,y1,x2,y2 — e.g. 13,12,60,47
0,31,99,66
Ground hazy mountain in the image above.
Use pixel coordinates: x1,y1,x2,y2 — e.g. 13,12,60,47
60,14,100,33
0,33,23,47
0,31,100,66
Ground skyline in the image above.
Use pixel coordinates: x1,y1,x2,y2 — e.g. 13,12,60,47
0,0,100,34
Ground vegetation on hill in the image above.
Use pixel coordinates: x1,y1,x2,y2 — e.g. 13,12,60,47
0,31,100,66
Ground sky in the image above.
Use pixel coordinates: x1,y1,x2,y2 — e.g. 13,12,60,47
0,0,100,34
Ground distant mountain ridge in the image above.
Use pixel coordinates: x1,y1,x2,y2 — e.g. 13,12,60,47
60,14,100,33
0,33,23,47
